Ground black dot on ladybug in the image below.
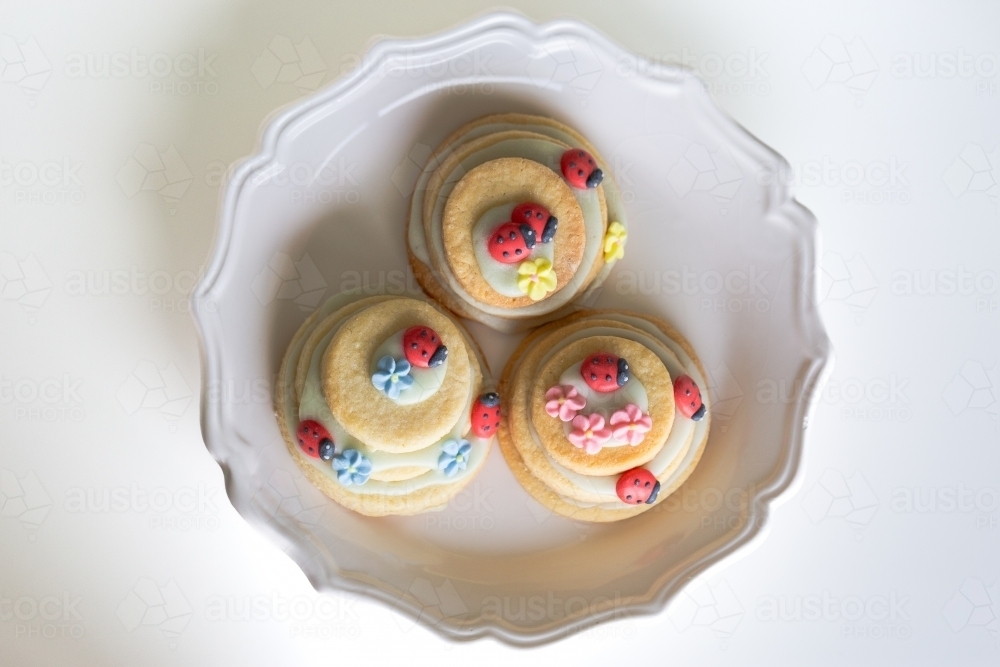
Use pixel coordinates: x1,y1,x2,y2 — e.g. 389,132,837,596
633,479,640,486
590,373,597,380
496,235,503,243
626,494,632,500
410,342,417,348
577,169,584,176
509,231,517,240
644,481,651,487
483,425,490,431
515,248,522,255
421,351,427,357
502,251,509,257
605,374,612,382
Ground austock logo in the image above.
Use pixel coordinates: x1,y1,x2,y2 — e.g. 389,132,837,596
0,35,52,99
116,578,191,648
1,591,84,641
525,35,602,96
115,360,193,428
942,361,998,418
116,143,193,214
1,156,85,205
818,251,879,323
0,252,52,322
668,579,744,646
802,35,878,102
666,142,744,213
943,144,999,212
801,469,879,538
0,469,51,536
251,252,327,312
252,35,326,91
943,578,1000,635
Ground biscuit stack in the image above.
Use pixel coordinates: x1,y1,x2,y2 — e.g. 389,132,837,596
498,310,711,522
276,295,497,516
407,113,629,332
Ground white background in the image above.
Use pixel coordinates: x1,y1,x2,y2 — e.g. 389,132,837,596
2,1,999,664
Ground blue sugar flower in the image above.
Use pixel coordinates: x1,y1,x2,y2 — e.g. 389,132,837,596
437,438,472,478
371,355,414,400
333,448,372,486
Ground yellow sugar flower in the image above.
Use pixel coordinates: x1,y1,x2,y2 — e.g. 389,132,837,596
603,221,627,263
516,258,557,301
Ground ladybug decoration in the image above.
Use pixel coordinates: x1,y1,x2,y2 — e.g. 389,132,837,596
511,202,558,244
297,420,335,460
616,467,660,505
560,148,604,189
403,326,448,368
470,392,501,438
673,375,706,421
487,221,537,264
581,352,630,393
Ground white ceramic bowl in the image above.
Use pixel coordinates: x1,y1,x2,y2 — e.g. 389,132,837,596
193,11,832,645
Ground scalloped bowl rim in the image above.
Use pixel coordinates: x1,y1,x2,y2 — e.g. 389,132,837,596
192,10,834,646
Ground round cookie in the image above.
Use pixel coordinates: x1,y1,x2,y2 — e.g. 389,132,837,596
442,156,586,307
406,117,620,332
275,293,495,517
497,309,712,521
322,298,471,452
507,318,677,503
530,335,675,477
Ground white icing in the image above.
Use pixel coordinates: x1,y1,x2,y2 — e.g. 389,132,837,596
471,202,555,297
370,329,447,406
513,316,709,510
556,361,649,448
279,293,490,497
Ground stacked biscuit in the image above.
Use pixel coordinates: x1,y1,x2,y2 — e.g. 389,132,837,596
498,310,711,522
407,113,629,332
276,295,498,516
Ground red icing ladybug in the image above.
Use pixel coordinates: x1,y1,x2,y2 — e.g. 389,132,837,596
581,352,630,393
560,148,604,189
511,202,558,244
403,326,447,368
674,375,706,421
470,392,501,438
297,420,335,460
616,467,660,505
487,221,537,264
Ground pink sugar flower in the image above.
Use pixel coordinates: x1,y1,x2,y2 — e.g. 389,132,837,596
544,385,587,422
610,404,653,446
568,413,612,454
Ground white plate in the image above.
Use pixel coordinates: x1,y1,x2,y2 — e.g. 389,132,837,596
193,11,832,645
